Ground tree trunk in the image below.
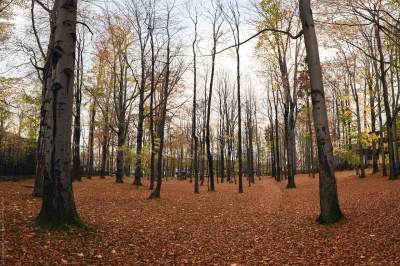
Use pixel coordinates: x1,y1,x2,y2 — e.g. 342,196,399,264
87,102,95,179
72,72,82,182
33,80,47,197
356,98,366,178
32,3,58,198
375,23,397,180
36,0,84,228
369,79,379,173
306,94,315,178
206,49,216,192
150,8,172,198
133,49,147,187
116,129,125,183
299,0,344,224
99,120,109,179
149,23,156,190
270,123,276,178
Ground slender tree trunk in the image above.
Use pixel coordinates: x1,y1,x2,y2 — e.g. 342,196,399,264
149,25,156,190
375,24,397,180
306,94,315,178
100,118,109,179
300,0,343,224
150,8,172,198
206,50,216,192
355,98,366,178
72,70,82,182
87,102,95,179
33,80,47,197
116,129,125,184
270,123,276,178
134,48,147,187
369,79,379,173
192,27,199,192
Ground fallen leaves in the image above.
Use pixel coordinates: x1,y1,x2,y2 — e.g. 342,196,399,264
1,171,400,264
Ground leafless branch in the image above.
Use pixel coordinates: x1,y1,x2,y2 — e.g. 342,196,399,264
216,28,303,55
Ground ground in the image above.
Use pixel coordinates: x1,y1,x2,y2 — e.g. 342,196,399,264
1,171,400,265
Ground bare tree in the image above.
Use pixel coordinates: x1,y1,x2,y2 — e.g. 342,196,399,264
187,2,200,193
203,0,225,192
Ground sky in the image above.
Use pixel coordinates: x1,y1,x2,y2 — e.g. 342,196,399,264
1,0,336,136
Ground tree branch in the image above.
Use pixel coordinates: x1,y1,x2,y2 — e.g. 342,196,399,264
31,0,46,59
215,28,303,55
77,21,94,35
0,0,15,14
33,0,51,13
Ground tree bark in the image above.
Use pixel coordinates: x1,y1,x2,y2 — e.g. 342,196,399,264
299,0,344,224
36,0,84,228
72,37,83,182
32,0,58,198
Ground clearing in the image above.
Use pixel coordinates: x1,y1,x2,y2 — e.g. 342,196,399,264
1,171,400,265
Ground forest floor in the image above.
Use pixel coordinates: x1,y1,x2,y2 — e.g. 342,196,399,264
2,170,400,265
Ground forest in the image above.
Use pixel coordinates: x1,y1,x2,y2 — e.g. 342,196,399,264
1,0,400,264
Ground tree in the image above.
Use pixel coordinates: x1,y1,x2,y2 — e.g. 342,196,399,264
257,0,302,188
105,15,136,184
150,1,185,198
87,99,95,179
299,0,344,224
31,0,54,197
204,0,224,192
338,46,366,178
187,2,200,193
123,0,152,187
36,0,84,228
72,22,89,183
224,0,243,193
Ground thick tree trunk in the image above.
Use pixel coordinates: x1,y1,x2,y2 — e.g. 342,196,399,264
36,0,84,228
300,0,343,224
33,4,58,198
